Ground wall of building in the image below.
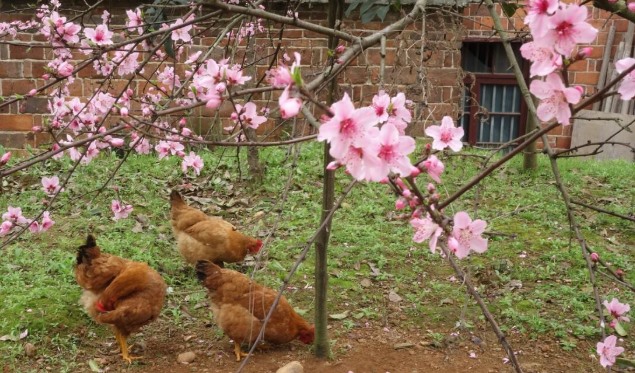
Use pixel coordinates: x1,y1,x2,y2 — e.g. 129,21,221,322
0,2,617,151
463,2,628,149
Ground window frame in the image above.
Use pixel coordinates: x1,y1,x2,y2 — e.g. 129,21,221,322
461,40,529,147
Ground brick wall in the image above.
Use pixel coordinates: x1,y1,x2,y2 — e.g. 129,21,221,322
463,2,627,150
0,2,613,151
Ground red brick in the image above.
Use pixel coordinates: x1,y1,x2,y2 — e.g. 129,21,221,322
0,132,28,149
9,44,44,60
2,79,38,95
555,136,572,150
0,114,34,131
0,61,24,78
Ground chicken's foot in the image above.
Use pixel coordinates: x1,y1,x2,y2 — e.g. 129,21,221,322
233,341,250,362
115,329,143,364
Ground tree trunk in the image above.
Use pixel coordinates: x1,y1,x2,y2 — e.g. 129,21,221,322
244,37,264,183
314,0,343,359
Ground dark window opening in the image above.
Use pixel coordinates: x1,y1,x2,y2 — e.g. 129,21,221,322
460,42,528,148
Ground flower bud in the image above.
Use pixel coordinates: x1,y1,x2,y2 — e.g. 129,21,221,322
32,126,42,133
410,167,421,177
578,47,593,59
326,161,340,171
430,193,440,202
411,209,423,218
395,197,407,210
427,183,436,194
402,189,412,198
28,89,37,96
0,152,11,165
409,197,420,208
395,178,407,190
590,252,599,262
616,269,625,279
179,118,187,126
42,73,50,80
120,107,129,117
335,45,346,54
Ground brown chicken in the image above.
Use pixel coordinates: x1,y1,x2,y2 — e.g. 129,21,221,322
170,190,262,266
196,260,314,361
74,235,167,363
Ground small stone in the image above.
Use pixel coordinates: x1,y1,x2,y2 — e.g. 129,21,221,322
360,278,372,288
177,351,196,364
276,361,303,373
24,343,36,357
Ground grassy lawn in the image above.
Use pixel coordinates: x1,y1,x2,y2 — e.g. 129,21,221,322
0,141,633,371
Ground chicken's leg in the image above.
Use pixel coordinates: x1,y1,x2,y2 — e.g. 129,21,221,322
114,329,142,364
233,341,249,362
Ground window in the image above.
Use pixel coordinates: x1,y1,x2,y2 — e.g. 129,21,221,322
460,42,528,147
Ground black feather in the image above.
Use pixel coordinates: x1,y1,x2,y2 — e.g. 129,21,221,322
195,261,209,281
76,234,97,265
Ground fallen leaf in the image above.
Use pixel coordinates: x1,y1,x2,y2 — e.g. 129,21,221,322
88,359,103,372
360,279,372,288
388,291,402,303
368,262,381,277
19,329,28,340
131,222,144,233
328,311,350,320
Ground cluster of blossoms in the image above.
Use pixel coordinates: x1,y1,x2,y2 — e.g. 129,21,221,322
596,298,630,367
522,0,633,367
0,207,54,237
521,0,598,126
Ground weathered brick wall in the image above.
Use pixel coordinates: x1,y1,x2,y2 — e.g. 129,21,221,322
463,3,626,150
0,2,612,151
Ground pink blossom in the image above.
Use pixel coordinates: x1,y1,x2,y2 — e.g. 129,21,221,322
126,9,144,35
604,298,631,323
0,152,10,165
171,18,192,43
375,122,416,177
597,335,624,368
542,4,598,57
225,67,251,86
388,93,412,131
395,197,407,210
182,152,204,175
530,73,581,125
0,221,12,236
2,207,28,225
451,211,488,259
524,0,558,37
42,176,62,196
204,90,223,110
421,154,445,183
114,46,140,76
155,141,171,160
40,211,54,231
615,58,635,100
339,141,384,182
267,52,300,88
233,102,267,129
278,86,302,119
411,215,443,253
520,42,562,77
111,200,133,220
424,116,464,152
84,24,114,46
372,91,390,122
317,93,377,158
92,92,116,114
57,61,74,77
109,138,124,147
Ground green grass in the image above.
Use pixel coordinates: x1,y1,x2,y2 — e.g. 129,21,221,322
0,142,633,371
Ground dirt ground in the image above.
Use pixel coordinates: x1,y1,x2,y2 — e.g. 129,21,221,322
37,321,602,373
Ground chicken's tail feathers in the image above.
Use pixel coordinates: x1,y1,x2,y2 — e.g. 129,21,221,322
195,260,222,282
170,190,185,206
76,234,100,265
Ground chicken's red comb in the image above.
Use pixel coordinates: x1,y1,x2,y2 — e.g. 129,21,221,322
250,240,263,254
95,300,108,313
